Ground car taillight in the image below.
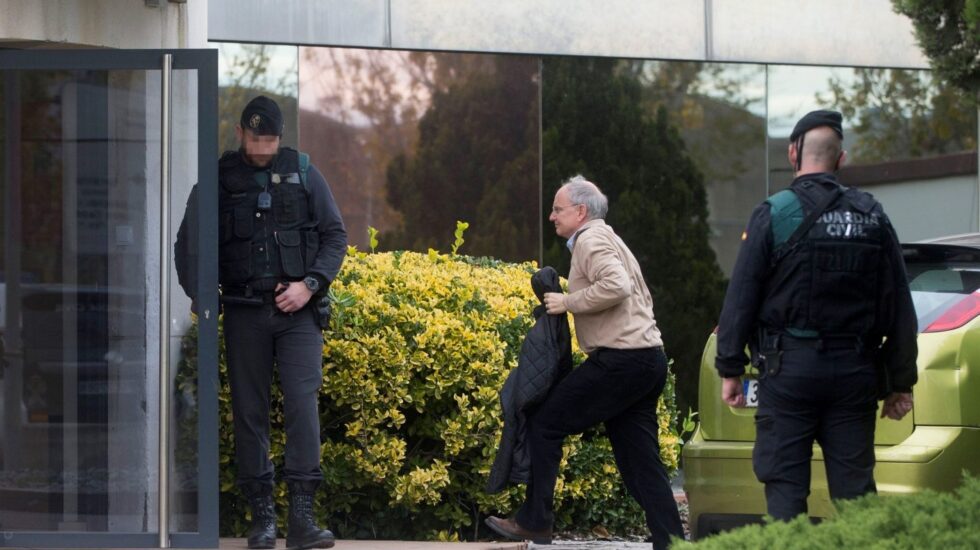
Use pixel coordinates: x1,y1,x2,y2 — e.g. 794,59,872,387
923,291,980,333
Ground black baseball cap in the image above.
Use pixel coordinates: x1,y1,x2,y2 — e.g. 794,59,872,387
790,110,843,142
240,95,284,136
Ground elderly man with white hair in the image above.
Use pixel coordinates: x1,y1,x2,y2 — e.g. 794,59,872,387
486,176,684,550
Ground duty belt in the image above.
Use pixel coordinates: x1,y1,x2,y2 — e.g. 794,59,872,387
759,329,865,352
220,284,280,306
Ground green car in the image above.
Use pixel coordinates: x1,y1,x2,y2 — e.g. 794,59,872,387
683,233,980,539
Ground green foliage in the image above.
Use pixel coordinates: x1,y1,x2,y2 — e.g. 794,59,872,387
820,68,977,163
680,474,980,549
179,244,684,541
541,57,726,432
892,0,980,95
367,226,379,253
451,221,469,255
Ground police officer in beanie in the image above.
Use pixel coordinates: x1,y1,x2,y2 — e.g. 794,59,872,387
714,110,917,521
175,96,346,549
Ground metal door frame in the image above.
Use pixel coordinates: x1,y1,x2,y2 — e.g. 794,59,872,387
0,48,218,549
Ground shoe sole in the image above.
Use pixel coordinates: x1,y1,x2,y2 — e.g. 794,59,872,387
284,538,335,550
483,518,552,545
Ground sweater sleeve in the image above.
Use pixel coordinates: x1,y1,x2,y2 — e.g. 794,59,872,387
563,232,632,314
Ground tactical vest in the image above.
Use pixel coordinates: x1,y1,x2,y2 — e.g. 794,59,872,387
217,147,318,290
762,180,886,338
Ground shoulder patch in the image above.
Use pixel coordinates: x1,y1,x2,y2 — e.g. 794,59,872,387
766,189,803,247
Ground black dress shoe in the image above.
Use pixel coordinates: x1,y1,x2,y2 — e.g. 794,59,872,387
485,516,553,545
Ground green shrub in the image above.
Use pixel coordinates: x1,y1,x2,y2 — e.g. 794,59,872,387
680,475,980,549
182,246,684,540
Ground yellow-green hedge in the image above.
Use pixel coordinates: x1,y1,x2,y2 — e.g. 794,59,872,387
194,247,682,540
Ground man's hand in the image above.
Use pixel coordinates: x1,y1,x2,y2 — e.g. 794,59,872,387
543,292,568,315
722,376,746,408
275,281,314,313
880,392,913,420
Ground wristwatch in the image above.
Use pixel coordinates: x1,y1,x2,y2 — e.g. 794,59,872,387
303,275,320,293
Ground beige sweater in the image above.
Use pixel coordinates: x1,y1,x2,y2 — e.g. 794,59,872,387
561,219,663,354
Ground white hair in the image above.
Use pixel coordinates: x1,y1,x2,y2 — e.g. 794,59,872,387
560,175,608,220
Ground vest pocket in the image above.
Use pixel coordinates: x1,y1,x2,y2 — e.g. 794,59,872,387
276,230,305,278
272,184,308,227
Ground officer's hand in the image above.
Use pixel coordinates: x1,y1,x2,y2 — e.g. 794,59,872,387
880,392,913,420
275,282,313,313
721,376,746,408
543,292,567,315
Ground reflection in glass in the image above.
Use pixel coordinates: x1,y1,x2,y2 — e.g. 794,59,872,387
540,57,731,427
1,69,158,532
215,43,299,153
768,65,979,241
636,61,767,277
299,48,541,262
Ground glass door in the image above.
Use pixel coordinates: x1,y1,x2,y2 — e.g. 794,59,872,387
0,50,218,548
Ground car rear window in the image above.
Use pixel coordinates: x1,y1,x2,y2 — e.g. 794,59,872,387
904,244,980,332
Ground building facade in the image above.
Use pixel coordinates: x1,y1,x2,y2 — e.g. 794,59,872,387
1,0,977,547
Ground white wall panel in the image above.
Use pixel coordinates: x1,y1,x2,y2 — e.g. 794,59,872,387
389,0,706,59
207,0,930,69
710,0,929,68
208,0,387,47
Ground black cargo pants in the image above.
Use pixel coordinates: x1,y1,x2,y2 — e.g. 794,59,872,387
753,344,879,521
223,300,325,497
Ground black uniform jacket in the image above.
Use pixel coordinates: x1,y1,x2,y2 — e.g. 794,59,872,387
487,267,573,493
174,149,347,302
715,173,918,392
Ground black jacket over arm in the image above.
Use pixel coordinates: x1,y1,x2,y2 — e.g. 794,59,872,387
487,267,572,493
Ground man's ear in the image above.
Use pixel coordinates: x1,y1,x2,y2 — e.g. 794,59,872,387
235,124,243,143
787,142,797,169
836,150,848,171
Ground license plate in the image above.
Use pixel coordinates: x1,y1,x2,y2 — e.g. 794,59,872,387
743,379,760,408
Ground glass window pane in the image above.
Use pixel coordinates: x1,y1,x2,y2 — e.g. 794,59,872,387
298,47,542,261
767,65,978,241
170,68,199,534
215,43,299,152
1,69,159,533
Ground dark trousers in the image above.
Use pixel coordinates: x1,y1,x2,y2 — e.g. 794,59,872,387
515,347,684,550
753,346,879,520
223,301,325,495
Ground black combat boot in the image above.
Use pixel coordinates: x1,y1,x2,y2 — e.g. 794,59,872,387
246,493,277,549
286,482,335,550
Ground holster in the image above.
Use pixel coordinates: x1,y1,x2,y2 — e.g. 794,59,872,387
755,330,783,379
314,295,332,330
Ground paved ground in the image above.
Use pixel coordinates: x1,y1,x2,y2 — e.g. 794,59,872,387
215,540,654,549
218,540,527,550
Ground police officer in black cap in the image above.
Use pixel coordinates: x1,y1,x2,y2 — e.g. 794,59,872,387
714,109,917,521
175,96,346,549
